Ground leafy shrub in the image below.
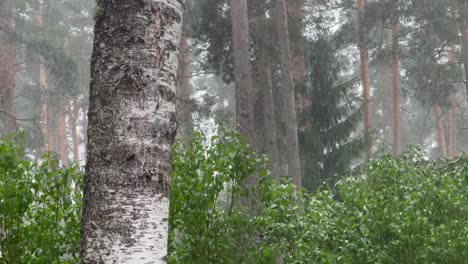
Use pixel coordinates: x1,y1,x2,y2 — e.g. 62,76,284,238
0,135,82,263
170,131,467,264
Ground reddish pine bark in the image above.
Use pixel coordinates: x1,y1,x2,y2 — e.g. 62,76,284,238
176,34,193,143
448,44,457,157
434,103,447,158
357,0,373,159
37,0,49,151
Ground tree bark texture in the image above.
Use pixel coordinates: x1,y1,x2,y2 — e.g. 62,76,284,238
434,103,447,158
287,0,306,85
231,0,255,145
277,0,301,188
0,16,17,135
176,33,193,143
80,0,183,263
70,100,80,166
391,0,401,155
357,0,373,159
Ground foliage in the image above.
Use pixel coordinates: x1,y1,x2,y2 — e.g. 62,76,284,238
170,130,467,263
0,134,82,263
299,37,364,192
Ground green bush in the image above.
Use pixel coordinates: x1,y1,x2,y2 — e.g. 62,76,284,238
0,135,82,263
169,131,468,264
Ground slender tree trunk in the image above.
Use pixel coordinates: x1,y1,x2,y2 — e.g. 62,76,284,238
176,33,193,143
460,0,468,99
434,103,447,158
448,44,457,157
58,100,69,166
80,1,183,262
70,100,80,165
37,0,49,151
357,0,372,159
0,16,17,135
391,0,401,155
231,0,255,144
261,64,280,177
277,0,301,188
287,0,306,85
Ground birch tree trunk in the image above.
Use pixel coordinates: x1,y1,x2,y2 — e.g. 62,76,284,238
357,0,373,159
391,0,401,155
80,0,183,262
0,16,16,135
277,0,301,188
231,0,255,144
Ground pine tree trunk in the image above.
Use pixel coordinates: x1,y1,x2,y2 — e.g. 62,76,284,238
357,0,373,159
261,64,280,177
231,0,255,145
448,44,457,157
287,0,306,85
58,100,69,166
0,16,16,135
80,0,183,262
460,0,468,100
176,33,193,143
434,103,447,158
277,0,301,188
70,100,80,165
392,0,401,155
37,0,49,151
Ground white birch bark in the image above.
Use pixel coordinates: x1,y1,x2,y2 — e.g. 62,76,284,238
80,0,184,263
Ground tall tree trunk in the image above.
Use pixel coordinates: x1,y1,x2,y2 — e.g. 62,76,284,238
391,0,401,155
277,0,301,188
231,0,255,144
434,103,447,158
448,44,457,157
357,0,373,159
261,64,280,177
287,0,306,85
58,100,69,166
460,0,468,100
37,0,49,151
0,16,17,135
176,33,193,143
80,0,183,262
70,100,80,166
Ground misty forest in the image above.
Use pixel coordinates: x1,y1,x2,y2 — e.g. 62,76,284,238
0,0,467,263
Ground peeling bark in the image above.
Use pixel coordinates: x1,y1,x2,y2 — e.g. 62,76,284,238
357,0,373,159
231,0,255,145
391,0,401,155
80,0,183,262
277,0,301,188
